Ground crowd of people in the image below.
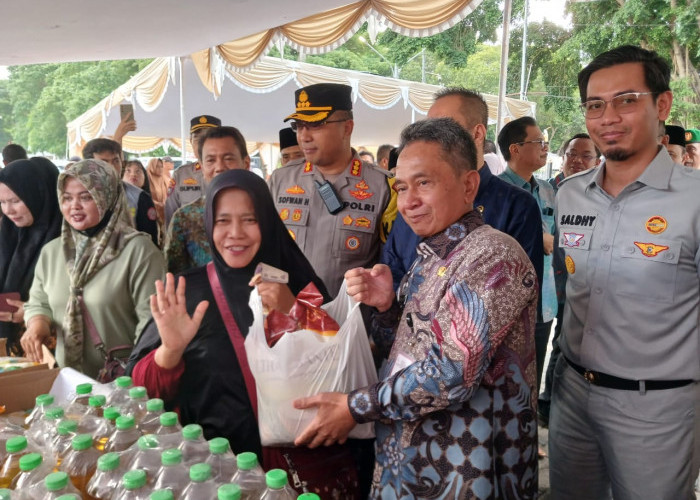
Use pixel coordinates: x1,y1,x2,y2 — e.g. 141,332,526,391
1,43,699,499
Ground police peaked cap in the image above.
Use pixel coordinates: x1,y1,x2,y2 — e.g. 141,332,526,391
190,115,222,133
284,83,352,123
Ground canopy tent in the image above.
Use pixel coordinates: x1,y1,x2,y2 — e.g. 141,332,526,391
67,55,536,159
1,0,483,67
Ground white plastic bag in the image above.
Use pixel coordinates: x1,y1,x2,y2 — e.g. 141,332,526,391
245,280,377,446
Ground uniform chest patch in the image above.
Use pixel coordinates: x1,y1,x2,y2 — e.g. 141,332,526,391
634,242,669,257
645,216,667,234
286,185,305,195
560,214,597,227
563,232,585,248
565,255,575,274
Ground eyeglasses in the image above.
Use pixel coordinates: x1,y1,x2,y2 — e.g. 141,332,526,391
516,139,549,149
580,92,654,119
565,152,597,162
290,119,347,132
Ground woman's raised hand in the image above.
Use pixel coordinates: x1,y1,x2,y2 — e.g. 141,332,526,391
151,273,208,369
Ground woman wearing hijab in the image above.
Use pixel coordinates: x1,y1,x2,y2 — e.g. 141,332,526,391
128,170,361,498
0,158,62,353
20,159,165,378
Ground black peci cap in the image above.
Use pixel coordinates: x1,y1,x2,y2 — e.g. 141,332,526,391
279,127,298,150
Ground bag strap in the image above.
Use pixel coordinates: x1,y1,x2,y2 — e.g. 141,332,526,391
206,262,258,418
78,295,107,358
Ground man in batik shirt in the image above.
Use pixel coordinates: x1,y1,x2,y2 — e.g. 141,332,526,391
295,117,539,499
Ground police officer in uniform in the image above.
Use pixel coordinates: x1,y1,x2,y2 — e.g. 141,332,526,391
269,83,397,299
164,115,221,226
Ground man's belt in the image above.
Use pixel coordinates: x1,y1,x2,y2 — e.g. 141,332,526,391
564,356,692,391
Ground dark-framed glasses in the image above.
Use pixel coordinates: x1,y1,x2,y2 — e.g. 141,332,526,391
564,152,597,162
517,139,549,149
290,119,348,132
580,92,654,119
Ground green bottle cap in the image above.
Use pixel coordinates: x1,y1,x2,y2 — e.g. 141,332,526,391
146,398,164,412
137,434,160,450
88,395,107,408
19,452,42,472
71,434,93,451
265,469,288,489
161,448,183,466
209,437,230,455
114,376,133,388
298,494,321,500
129,386,147,399
150,490,175,500
0,488,12,500
97,452,120,472
35,394,54,406
45,471,70,491
75,383,93,395
236,452,258,470
115,415,135,430
218,484,242,500
182,423,203,441
189,463,212,482
103,406,120,421
57,419,79,435
123,469,147,490
159,411,178,427
55,495,80,500
44,407,65,420
5,435,27,453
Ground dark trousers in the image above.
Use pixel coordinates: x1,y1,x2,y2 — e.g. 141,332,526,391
538,304,564,423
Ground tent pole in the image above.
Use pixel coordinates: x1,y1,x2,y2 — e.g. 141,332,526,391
179,57,187,160
497,0,513,135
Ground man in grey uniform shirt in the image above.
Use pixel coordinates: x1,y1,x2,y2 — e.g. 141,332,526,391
164,115,221,226
550,44,700,499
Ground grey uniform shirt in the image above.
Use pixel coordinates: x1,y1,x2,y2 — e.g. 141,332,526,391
557,147,700,381
164,162,204,227
268,155,395,297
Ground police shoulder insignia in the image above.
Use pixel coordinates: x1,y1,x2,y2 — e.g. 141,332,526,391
194,163,201,171
645,216,667,234
303,162,313,173
565,255,575,274
634,242,669,257
350,159,362,177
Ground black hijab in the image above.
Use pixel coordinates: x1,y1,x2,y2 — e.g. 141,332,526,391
205,169,330,333
0,158,61,345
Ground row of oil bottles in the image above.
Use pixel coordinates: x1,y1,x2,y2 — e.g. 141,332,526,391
0,376,318,500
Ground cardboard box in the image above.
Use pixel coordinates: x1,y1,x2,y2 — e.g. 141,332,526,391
0,365,60,413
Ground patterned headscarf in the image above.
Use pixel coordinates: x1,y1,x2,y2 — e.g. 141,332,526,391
58,159,139,371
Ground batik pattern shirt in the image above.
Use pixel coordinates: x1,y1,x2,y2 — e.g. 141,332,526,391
349,210,539,499
164,197,211,274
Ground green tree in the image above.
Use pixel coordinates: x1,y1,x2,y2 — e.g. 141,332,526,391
6,59,151,155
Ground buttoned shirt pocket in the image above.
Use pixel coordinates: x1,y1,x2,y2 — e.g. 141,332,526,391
614,237,681,303
559,228,593,288
278,205,310,250
332,212,376,259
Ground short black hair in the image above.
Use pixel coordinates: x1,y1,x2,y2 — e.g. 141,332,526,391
398,118,478,173
376,144,394,163
578,45,671,102
434,87,489,128
483,139,498,155
82,138,122,159
497,116,537,161
197,126,248,161
560,133,600,157
2,144,28,164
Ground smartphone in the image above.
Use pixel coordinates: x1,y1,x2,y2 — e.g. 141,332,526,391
315,180,344,215
0,292,20,313
120,103,134,121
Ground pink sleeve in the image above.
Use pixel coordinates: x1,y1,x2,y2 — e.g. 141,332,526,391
132,349,185,403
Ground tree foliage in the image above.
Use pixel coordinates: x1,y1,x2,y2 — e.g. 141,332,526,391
5,60,150,155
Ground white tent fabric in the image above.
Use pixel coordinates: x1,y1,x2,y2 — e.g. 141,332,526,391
0,0,483,67
67,55,536,157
